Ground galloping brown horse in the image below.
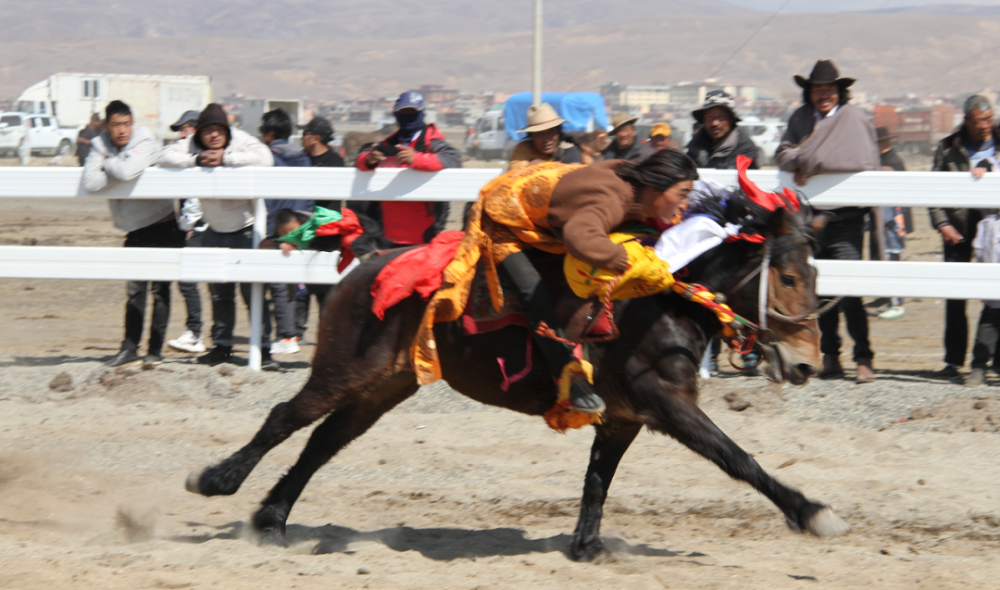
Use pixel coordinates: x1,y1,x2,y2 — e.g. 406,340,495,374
185,194,846,561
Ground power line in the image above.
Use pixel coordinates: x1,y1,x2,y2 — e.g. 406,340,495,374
706,0,794,80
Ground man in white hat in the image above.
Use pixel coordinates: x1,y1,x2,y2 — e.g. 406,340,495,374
509,103,584,171
601,112,653,163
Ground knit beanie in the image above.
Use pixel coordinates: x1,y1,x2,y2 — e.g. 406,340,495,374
194,103,232,149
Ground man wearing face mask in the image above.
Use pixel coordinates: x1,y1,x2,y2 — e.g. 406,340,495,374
354,91,461,248
775,59,879,384
686,91,758,170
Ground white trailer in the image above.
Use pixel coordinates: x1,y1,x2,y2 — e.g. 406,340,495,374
240,99,304,141
16,74,212,140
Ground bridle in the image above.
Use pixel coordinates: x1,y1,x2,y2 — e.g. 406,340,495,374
723,237,840,374
728,239,841,330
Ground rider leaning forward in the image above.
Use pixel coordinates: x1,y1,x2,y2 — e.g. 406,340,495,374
415,150,698,414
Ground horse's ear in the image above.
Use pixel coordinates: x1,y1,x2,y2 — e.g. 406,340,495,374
810,214,827,233
769,207,791,236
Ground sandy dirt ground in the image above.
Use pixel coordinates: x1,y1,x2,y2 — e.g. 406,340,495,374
2,154,999,589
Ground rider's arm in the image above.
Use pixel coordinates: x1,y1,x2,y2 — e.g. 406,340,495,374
562,207,629,273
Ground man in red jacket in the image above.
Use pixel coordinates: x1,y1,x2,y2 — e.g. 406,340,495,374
354,91,462,248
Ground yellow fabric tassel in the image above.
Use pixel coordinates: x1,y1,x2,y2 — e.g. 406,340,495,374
543,358,602,432
564,233,675,303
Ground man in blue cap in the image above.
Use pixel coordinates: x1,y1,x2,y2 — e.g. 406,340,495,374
354,91,461,248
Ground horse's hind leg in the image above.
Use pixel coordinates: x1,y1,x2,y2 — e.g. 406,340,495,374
570,422,642,562
646,391,849,537
252,376,420,541
187,379,351,497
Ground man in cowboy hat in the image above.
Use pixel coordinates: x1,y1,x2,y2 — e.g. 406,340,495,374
776,59,879,384
509,102,584,171
602,112,653,163
686,90,758,170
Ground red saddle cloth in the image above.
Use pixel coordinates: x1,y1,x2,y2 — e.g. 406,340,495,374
370,232,612,339
371,231,465,319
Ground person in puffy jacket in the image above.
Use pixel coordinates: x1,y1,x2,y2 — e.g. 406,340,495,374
158,103,280,370
353,91,462,248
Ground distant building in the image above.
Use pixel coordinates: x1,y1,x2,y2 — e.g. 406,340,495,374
418,85,459,105
602,80,756,110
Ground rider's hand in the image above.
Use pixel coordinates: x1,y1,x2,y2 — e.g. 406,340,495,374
972,167,988,180
939,224,963,246
794,171,809,186
365,149,386,168
280,242,298,257
396,146,416,166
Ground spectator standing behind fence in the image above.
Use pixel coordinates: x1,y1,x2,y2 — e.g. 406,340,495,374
967,211,1000,387
166,110,208,354
301,116,344,210
259,109,313,356
354,91,459,250
775,59,880,384
685,91,761,375
294,117,343,341
76,114,102,166
601,112,654,163
82,100,182,368
158,103,280,370
686,91,759,170
648,122,672,152
867,126,909,321
508,103,584,171
928,95,997,381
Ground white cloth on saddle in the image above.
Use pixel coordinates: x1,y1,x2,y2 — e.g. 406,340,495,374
654,214,740,272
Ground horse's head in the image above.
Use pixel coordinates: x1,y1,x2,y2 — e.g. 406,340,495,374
683,164,823,385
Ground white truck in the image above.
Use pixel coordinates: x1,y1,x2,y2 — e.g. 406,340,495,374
0,112,79,157
16,73,212,141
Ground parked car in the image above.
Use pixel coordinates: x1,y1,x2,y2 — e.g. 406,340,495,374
0,112,79,157
738,117,786,166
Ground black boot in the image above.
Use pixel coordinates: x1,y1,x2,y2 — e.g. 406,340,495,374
198,345,233,366
261,348,281,372
569,375,606,414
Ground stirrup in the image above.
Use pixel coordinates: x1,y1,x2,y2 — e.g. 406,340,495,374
569,375,606,414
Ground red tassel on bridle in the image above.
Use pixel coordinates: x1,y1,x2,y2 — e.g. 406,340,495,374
735,154,800,212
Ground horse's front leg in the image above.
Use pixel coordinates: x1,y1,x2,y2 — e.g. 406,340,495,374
570,421,642,562
641,364,849,537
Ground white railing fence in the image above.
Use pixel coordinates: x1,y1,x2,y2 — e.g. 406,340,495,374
2,167,995,369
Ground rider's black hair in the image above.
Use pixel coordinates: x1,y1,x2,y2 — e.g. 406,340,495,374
104,100,132,121
261,109,293,141
616,148,699,191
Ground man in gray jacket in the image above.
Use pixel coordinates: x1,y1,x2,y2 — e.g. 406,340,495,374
158,103,279,369
83,100,184,367
775,60,880,384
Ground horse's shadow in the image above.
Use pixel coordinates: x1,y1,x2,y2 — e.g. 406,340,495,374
170,521,678,561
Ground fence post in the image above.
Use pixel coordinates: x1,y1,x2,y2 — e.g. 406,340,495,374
249,198,268,371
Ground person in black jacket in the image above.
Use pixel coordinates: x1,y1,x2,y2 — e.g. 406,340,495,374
686,91,759,170
928,94,998,379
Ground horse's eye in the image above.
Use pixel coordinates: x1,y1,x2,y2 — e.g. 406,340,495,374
780,274,796,288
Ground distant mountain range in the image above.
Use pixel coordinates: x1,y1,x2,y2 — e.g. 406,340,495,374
861,4,1000,16
0,0,754,41
1,3,998,102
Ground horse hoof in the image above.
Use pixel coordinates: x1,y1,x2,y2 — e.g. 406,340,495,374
185,469,204,495
256,527,289,548
805,507,850,537
569,538,606,562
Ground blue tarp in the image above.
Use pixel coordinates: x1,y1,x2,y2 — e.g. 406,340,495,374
503,92,608,142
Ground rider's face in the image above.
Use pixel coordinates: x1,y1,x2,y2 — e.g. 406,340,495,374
641,180,692,225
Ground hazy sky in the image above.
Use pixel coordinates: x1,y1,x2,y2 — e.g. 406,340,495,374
728,0,1000,11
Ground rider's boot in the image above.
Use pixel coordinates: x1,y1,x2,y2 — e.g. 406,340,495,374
498,251,606,414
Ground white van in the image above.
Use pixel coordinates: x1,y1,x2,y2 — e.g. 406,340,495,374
466,108,515,161
738,118,786,166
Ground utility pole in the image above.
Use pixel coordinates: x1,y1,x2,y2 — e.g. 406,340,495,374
532,0,543,106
